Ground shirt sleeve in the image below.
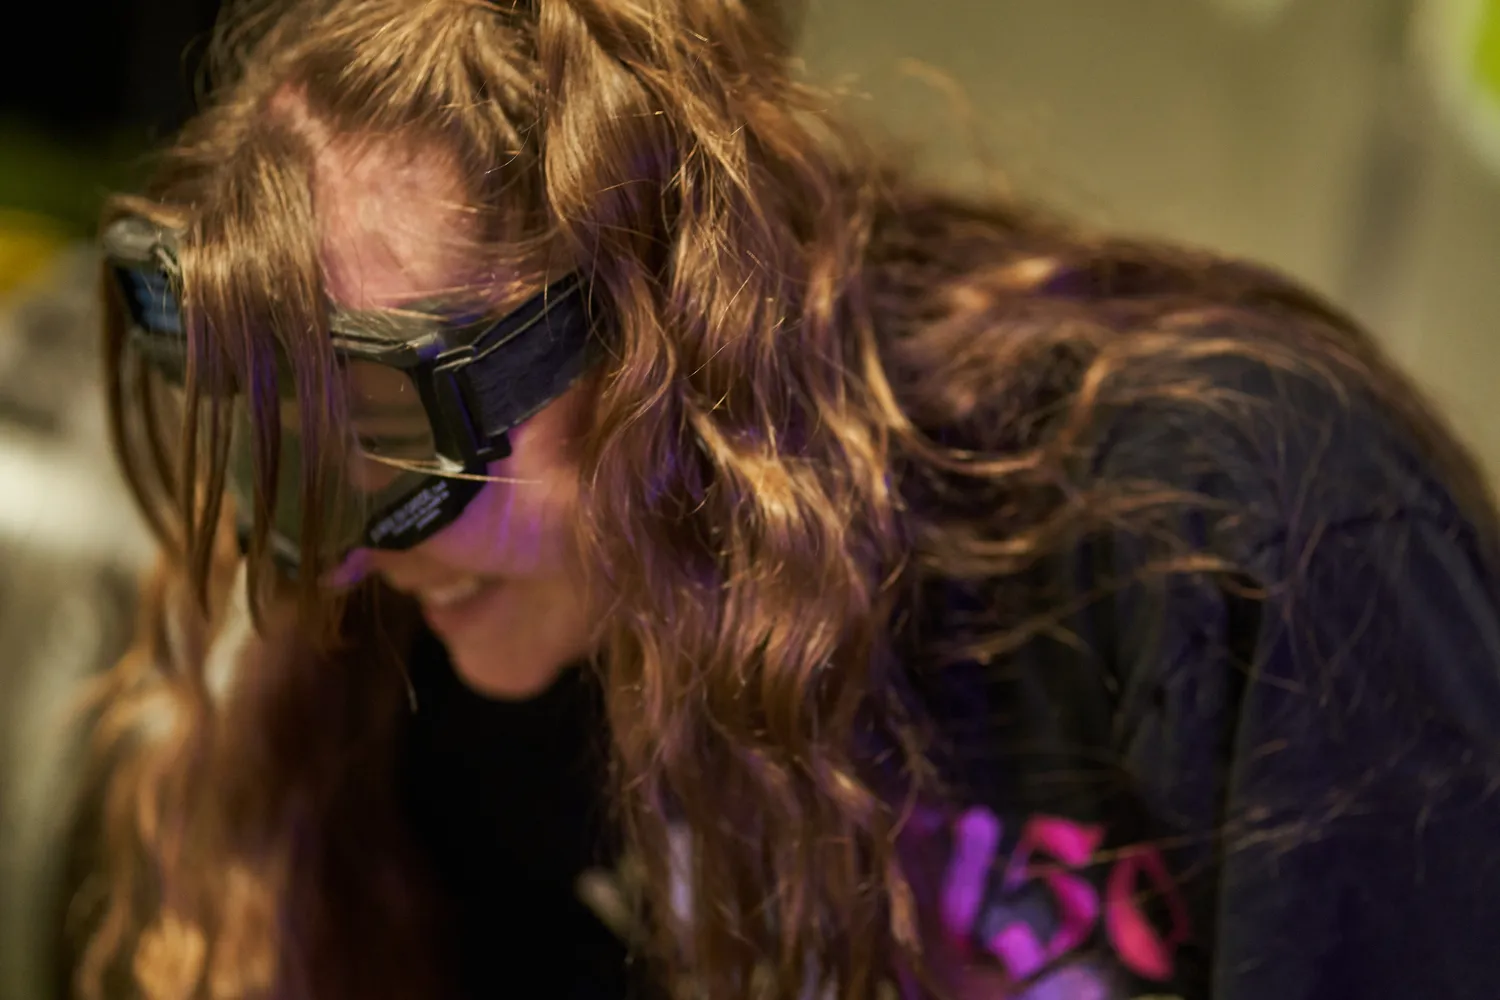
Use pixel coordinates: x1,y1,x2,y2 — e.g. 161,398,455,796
1198,513,1500,1000
1090,360,1500,999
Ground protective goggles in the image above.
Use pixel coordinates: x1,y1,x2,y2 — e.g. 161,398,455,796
102,215,603,570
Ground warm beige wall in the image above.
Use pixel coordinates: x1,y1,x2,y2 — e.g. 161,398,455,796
799,0,1500,476
1385,113,1500,478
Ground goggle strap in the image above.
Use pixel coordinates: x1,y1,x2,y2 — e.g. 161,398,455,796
459,278,599,453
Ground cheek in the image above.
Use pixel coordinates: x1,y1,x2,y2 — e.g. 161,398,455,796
420,464,577,573
414,387,587,574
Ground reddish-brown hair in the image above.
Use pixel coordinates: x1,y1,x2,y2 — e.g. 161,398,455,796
87,2,1498,998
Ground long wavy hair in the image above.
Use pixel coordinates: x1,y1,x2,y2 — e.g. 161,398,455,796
84,1,1499,999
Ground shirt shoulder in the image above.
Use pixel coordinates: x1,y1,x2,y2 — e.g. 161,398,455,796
1079,350,1469,549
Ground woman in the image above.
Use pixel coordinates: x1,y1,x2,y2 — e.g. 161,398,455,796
83,0,1500,998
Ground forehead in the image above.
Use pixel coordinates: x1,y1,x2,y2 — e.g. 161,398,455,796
313,138,474,312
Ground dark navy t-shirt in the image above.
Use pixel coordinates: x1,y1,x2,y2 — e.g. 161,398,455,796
401,357,1500,999
400,633,636,1000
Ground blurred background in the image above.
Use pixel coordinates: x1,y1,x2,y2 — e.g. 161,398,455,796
1,1,1496,998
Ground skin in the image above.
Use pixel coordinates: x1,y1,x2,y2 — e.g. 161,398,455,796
314,137,597,699
297,127,1013,996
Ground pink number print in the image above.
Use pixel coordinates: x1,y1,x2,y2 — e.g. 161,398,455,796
935,807,1191,986
1104,847,1191,982
988,816,1105,980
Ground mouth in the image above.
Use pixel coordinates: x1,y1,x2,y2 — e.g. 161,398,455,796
408,573,505,637
415,575,486,609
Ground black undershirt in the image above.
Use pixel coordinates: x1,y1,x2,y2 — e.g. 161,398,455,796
400,629,634,1000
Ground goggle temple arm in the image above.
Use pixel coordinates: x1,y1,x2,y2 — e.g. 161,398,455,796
431,343,514,465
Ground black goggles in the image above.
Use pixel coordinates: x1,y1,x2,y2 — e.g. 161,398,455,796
102,215,603,570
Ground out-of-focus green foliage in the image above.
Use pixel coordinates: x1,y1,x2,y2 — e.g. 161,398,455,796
1475,0,1500,103
0,121,150,236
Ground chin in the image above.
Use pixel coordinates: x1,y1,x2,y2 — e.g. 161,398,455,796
448,644,573,701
